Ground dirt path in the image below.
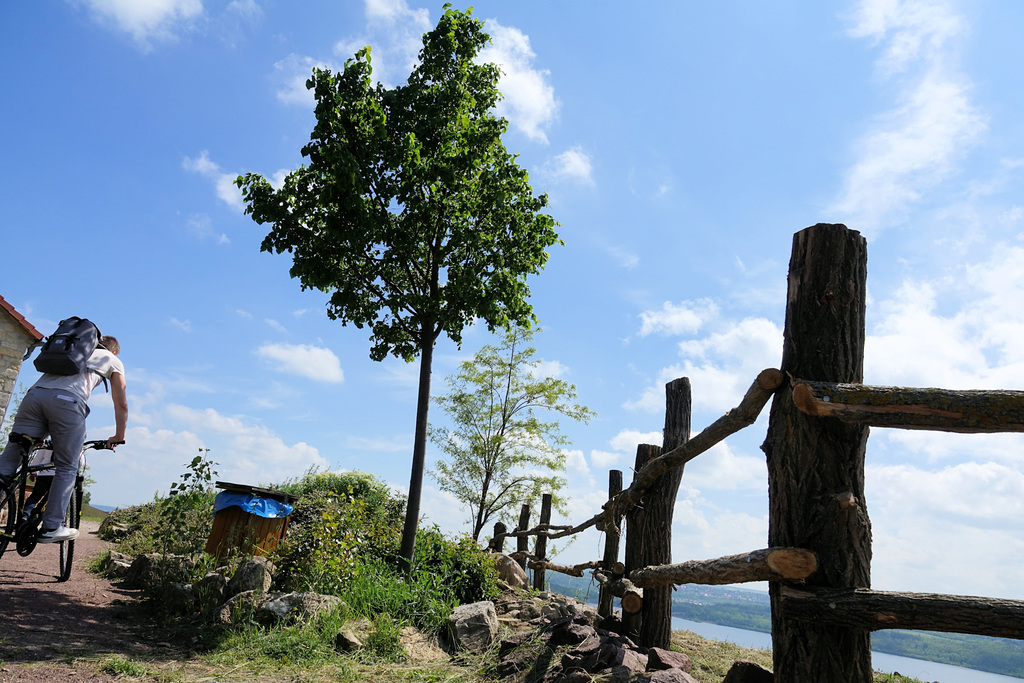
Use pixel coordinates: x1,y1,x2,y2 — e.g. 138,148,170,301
0,520,165,682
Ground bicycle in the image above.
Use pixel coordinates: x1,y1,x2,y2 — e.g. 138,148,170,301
0,434,120,581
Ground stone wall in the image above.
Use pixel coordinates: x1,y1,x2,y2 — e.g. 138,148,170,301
0,311,37,422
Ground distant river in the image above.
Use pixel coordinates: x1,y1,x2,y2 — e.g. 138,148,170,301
670,617,1023,683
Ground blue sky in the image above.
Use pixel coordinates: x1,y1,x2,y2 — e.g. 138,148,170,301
3,0,1024,601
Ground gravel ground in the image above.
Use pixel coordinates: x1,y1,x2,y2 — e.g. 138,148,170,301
0,520,164,682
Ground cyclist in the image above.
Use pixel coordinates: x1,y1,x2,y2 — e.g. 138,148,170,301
0,334,127,543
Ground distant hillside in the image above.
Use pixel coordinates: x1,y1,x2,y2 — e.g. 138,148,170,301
546,573,1024,678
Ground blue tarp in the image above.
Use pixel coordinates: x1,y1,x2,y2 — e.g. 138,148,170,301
213,491,293,519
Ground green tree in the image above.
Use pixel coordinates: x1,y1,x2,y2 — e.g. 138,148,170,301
429,326,594,542
236,6,560,570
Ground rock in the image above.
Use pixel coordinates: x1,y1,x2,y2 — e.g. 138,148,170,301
549,616,596,646
213,590,261,625
194,571,228,609
496,647,541,678
447,601,499,652
647,646,692,673
722,659,774,683
335,630,364,652
560,634,602,672
97,517,130,541
123,553,194,590
257,592,343,622
227,556,275,596
103,550,133,579
638,671,700,683
492,552,529,589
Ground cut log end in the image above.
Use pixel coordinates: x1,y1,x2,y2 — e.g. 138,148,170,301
757,368,785,391
765,548,818,579
622,592,643,614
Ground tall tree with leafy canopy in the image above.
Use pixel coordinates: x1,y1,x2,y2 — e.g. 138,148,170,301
430,326,594,542
236,6,560,570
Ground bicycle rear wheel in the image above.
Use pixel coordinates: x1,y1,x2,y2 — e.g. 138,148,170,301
57,482,82,582
0,484,15,560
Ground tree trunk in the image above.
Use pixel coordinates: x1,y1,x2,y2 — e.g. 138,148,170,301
598,469,624,618
639,378,691,650
762,223,872,683
623,443,659,641
399,333,435,574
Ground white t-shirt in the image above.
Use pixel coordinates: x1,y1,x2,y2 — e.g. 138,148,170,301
28,447,87,477
35,348,125,402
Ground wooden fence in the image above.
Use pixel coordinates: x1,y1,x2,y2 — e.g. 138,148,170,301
485,223,1024,683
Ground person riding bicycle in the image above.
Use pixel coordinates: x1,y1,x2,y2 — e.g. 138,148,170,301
0,334,127,543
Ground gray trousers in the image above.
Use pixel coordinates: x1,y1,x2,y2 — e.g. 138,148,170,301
0,386,88,530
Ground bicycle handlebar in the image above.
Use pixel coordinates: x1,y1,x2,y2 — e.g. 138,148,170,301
83,440,124,451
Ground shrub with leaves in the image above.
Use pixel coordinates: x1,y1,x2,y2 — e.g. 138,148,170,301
273,471,405,594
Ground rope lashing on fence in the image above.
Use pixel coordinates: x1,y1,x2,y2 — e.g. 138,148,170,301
791,378,1024,433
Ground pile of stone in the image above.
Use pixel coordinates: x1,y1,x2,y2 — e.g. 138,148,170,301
103,550,772,681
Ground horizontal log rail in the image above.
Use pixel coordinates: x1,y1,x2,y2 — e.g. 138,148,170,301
508,551,601,578
630,547,818,587
792,379,1024,433
780,586,1024,640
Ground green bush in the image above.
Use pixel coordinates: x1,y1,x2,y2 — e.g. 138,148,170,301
272,471,405,594
414,525,499,605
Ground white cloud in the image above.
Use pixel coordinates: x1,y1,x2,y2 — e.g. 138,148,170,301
590,449,621,469
76,0,203,48
185,214,229,244
608,429,663,454
264,318,287,334
546,146,594,185
683,441,766,491
479,19,558,143
832,0,985,233
168,317,192,332
638,300,719,337
274,54,324,107
256,342,344,383
182,151,244,211
532,359,568,379
565,448,589,474
627,317,782,415
163,403,329,484
869,461,1024,596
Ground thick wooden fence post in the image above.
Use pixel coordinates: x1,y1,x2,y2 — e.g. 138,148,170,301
762,223,872,683
598,469,624,618
638,377,691,650
488,522,507,553
516,504,530,570
623,444,659,640
532,494,552,590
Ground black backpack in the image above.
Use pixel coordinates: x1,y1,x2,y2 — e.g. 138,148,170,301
33,317,102,376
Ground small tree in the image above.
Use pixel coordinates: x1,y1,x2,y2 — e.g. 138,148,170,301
237,6,560,570
430,326,594,542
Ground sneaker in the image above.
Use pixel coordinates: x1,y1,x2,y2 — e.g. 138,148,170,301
36,526,79,543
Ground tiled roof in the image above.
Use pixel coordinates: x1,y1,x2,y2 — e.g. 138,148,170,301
0,294,43,341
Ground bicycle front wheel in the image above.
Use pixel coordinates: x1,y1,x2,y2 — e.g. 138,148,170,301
0,484,15,560
57,482,82,582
